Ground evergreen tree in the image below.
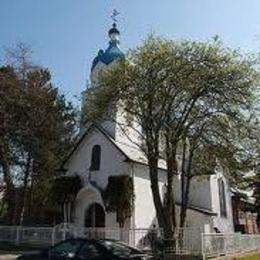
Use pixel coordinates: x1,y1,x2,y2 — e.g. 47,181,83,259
0,44,78,224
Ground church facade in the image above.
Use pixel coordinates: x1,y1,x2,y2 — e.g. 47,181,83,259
62,23,234,234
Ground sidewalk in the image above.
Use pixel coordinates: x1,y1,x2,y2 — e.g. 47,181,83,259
0,250,37,260
212,250,260,259
0,253,19,260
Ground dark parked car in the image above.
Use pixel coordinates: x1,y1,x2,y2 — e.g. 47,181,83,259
17,238,153,260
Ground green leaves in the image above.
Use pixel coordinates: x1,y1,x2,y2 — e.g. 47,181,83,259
104,175,134,228
87,35,259,168
50,175,82,205
85,35,259,231
0,45,78,224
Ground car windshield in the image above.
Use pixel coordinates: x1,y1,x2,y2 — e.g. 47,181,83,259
99,240,142,258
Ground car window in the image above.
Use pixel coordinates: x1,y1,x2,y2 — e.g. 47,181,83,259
99,240,137,258
49,240,83,258
77,241,103,259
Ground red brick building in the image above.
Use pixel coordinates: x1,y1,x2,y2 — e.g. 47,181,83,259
232,196,259,234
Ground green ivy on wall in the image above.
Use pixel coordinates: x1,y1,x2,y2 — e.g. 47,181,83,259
104,175,134,228
50,175,82,223
50,175,82,205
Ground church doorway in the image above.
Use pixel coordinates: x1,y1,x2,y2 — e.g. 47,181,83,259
85,203,105,228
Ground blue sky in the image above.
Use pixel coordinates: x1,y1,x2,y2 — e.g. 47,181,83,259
1,0,260,105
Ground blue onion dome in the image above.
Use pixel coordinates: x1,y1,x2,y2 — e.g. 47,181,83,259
91,23,125,71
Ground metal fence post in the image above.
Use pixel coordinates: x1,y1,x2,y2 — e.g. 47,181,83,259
52,226,55,246
223,234,226,256
15,226,20,245
239,234,242,252
201,233,206,260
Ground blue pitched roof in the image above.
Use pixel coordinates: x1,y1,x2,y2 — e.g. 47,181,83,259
91,42,125,71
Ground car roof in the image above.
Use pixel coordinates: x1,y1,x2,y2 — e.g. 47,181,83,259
60,238,142,251
60,238,127,244
63,238,119,242
57,238,147,256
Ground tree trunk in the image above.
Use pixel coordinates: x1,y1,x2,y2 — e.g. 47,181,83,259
180,139,187,228
68,202,71,223
180,176,191,228
164,149,177,249
18,154,32,225
146,128,177,250
63,203,67,223
161,131,178,249
26,176,34,222
0,141,15,224
148,158,165,228
180,148,194,228
146,133,168,231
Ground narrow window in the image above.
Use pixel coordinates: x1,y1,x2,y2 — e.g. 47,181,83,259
90,145,101,171
218,178,227,217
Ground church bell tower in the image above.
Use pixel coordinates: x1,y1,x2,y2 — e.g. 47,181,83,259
80,11,125,137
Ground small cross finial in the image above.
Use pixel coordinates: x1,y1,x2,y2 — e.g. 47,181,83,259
111,9,120,23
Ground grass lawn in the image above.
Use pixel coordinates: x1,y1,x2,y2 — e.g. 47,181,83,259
232,252,260,260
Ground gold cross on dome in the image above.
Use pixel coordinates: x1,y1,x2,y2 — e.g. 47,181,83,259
111,9,120,23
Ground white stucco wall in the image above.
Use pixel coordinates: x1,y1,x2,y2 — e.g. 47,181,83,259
65,127,130,189
114,105,142,148
172,175,212,210
183,206,213,232
171,170,234,233
65,127,131,227
133,164,214,228
133,163,167,229
188,176,212,210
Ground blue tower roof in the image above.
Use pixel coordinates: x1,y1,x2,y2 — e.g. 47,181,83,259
91,24,125,71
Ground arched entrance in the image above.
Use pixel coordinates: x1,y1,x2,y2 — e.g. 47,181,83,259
74,185,104,227
85,203,105,228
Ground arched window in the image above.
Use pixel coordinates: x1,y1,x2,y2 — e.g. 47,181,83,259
90,145,101,171
218,178,227,217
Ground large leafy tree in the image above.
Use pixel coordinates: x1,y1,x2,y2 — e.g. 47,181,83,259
0,44,78,224
85,36,259,243
176,109,259,229
0,65,21,222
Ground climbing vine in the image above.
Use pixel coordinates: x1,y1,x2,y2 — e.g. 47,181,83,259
104,175,134,228
50,175,82,222
50,175,82,204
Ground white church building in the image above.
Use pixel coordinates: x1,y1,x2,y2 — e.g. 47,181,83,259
62,23,234,235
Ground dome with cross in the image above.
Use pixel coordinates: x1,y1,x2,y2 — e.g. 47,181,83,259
91,23,125,71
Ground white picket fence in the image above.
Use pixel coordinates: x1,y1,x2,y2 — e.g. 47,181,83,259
0,225,54,246
0,224,164,248
0,225,259,258
0,224,201,252
202,233,260,259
